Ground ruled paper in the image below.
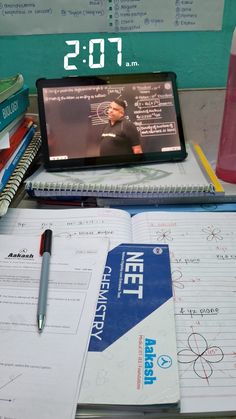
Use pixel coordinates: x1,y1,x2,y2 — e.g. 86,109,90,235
0,207,132,248
132,211,236,414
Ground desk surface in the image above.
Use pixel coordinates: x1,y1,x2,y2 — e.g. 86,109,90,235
5,89,236,419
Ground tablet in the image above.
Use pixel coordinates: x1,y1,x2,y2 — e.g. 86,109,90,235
36,72,187,171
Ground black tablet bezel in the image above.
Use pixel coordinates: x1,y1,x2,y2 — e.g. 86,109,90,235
36,72,187,171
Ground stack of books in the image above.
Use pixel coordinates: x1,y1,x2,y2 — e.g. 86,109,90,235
0,74,42,217
25,143,224,207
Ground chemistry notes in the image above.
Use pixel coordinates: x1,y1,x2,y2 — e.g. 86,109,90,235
132,211,236,413
0,207,236,414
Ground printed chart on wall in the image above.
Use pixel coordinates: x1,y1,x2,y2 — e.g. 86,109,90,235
0,0,225,35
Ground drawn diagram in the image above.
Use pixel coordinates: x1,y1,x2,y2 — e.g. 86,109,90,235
90,101,110,125
202,225,223,241
0,373,22,402
178,333,224,380
172,269,184,290
154,229,173,243
172,269,200,294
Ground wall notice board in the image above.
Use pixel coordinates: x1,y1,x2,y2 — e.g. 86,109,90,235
0,0,235,92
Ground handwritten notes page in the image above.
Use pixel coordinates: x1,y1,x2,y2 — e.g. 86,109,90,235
0,207,132,248
1,208,236,414
132,211,236,414
0,233,109,419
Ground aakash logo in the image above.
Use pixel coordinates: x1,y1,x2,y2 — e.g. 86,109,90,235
144,339,173,385
144,338,157,385
7,248,34,259
157,354,172,369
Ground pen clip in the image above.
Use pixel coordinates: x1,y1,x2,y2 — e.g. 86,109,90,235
40,229,52,256
39,231,46,256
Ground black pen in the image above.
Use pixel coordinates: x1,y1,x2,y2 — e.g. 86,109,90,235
37,229,53,332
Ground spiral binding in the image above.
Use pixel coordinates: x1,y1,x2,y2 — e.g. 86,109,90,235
28,178,215,198
0,132,42,217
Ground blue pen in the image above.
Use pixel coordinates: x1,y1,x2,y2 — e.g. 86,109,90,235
37,229,53,332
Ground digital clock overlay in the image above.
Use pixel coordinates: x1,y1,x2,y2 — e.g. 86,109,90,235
63,36,139,71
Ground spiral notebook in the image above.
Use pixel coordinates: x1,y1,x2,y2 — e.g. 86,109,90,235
0,132,41,216
25,143,224,202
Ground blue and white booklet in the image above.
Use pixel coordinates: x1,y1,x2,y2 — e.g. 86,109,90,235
79,243,179,412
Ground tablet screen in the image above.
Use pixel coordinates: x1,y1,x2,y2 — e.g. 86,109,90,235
36,72,187,170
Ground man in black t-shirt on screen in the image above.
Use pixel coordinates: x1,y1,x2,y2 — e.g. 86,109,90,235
100,98,142,156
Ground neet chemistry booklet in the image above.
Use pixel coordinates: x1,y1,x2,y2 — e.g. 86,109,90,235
78,243,180,412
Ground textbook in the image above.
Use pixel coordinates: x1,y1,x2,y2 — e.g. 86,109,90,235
0,132,41,217
0,73,24,104
25,144,224,203
0,113,25,149
0,116,34,170
0,124,35,192
78,242,180,412
1,209,236,415
0,85,29,132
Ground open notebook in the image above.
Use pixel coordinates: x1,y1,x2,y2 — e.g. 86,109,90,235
24,143,224,202
0,208,236,415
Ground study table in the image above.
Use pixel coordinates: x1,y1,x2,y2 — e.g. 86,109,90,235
4,88,236,419
6,162,236,419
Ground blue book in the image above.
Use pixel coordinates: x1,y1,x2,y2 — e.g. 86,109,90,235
0,125,35,192
0,85,29,132
111,203,236,215
79,243,180,412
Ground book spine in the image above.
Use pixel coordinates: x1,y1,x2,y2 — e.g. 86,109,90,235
0,132,42,217
0,117,34,170
0,114,24,143
0,86,29,132
0,125,35,192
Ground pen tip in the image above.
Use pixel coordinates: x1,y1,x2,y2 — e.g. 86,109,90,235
37,315,45,332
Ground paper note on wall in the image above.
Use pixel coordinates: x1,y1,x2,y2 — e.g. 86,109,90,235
0,0,224,35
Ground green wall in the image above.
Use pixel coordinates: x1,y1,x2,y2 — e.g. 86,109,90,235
0,0,235,92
